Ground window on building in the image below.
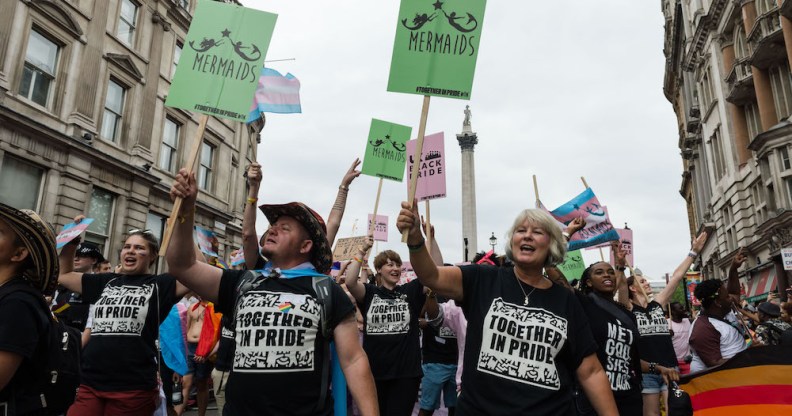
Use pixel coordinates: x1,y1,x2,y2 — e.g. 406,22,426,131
700,72,714,109
722,205,736,251
709,129,727,180
19,29,59,108
86,188,115,253
198,142,215,190
756,0,776,15
770,63,792,120
752,182,768,225
101,79,126,142
745,102,761,139
735,27,749,60
780,146,791,171
117,0,138,46
172,42,182,78
179,0,189,10
159,118,179,172
0,156,44,210
785,177,792,209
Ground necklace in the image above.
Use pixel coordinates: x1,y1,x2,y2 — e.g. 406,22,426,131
514,274,537,306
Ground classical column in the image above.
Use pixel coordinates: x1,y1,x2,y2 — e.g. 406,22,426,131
74,1,111,120
457,106,478,261
742,1,778,130
721,40,751,164
778,0,792,84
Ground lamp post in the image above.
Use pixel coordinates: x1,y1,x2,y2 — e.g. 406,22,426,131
489,232,497,251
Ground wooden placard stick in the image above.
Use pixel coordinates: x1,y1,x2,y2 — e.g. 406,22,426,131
425,200,432,257
401,95,431,243
581,176,589,189
368,178,384,237
160,114,209,256
532,175,540,208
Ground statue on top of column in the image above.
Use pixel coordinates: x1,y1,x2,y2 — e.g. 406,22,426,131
463,105,472,127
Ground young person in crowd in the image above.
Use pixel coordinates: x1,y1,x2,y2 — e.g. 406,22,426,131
396,202,618,415
754,301,791,346
668,302,692,375
688,251,747,372
57,228,191,415
0,203,59,415
182,297,212,416
167,169,378,415
344,235,439,416
624,233,706,416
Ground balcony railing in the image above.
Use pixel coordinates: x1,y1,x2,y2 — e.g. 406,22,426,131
748,7,785,68
725,58,755,104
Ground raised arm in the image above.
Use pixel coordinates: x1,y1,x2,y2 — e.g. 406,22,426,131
655,232,708,306
168,169,223,302
58,239,83,294
344,236,373,304
612,241,631,309
326,158,361,247
242,163,262,270
396,201,463,301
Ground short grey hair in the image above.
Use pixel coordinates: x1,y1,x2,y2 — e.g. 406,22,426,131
504,209,567,267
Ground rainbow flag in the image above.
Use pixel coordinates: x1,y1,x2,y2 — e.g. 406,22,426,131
278,302,294,313
679,345,792,415
246,68,301,123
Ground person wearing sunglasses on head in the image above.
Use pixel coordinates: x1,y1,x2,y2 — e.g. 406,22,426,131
57,224,191,415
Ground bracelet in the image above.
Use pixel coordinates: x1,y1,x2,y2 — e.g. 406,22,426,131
688,250,698,259
352,256,363,264
247,197,258,205
648,362,658,374
562,231,571,241
338,185,349,191
407,240,425,252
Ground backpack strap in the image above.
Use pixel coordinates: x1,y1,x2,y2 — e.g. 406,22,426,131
311,275,334,412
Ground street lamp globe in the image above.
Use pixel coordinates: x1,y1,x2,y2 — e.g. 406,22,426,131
489,232,497,251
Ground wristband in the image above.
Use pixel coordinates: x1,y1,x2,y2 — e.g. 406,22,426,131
649,362,658,374
562,231,571,241
338,185,349,191
352,256,363,264
247,197,258,205
407,240,425,252
688,250,698,259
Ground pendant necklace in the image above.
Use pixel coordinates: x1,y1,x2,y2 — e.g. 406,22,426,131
514,273,537,306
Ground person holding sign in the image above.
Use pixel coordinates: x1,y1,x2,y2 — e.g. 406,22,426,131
57,228,191,415
344,235,440,416
396,203,618,415
166,169,378,416
623,233,706,416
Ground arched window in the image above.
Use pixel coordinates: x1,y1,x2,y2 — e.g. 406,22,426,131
755,0,776,16
734,26,749,60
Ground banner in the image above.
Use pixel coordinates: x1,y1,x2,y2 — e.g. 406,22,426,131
56,219,95,249
608,228,634,266
332,236,369,262
367,214,388,242
194,226,219,257
545,188,619,251
783,248,792,270
557,250,585,281
361,119,412,181
230,249,245,266
166,1,277,121
388,0,487,99
678,345,792,415
406,132,446,201
246,68,301,122
400,261,417,285
686,271,701,306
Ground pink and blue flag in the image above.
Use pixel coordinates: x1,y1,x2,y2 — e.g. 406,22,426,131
542,188,620,251
246,68,301,123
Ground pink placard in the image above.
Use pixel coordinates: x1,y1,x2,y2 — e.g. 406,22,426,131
406,132,446,201
609,228,634,266
367,214,388,242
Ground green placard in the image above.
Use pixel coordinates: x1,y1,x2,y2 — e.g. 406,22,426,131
361,119,412,182
387,0,486,100
557,250,585,281
165,0,277,121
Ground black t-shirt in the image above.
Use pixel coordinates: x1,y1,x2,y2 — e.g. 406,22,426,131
361,280,426,380
631,301,677,367
576,292,642,405
214,314,235,372
422,299,459,365
0,279,49,411
215,269,355,416
52,285,91,331
457,265,597,415
80,273,178,391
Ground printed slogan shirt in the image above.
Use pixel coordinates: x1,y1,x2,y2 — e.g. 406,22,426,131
80,273,178,391
361,279,426,380
458,265,596,415
632,300,678,367
216,268,354,416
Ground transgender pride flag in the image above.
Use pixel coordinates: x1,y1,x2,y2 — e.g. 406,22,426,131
540,188,620,251
246,68,301,123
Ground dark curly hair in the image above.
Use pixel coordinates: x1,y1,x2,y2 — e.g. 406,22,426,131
579,261,609,295
694,278,724,309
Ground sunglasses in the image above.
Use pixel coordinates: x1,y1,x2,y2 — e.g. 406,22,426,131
128,228,155,236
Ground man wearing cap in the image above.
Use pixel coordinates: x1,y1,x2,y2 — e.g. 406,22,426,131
754,301,791,346
168,169,378,416
0,203,59,414
52,241,105,331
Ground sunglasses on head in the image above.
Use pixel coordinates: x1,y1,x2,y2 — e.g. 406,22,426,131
128,229,155,237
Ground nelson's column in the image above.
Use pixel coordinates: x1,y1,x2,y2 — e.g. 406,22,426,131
458,106,478,261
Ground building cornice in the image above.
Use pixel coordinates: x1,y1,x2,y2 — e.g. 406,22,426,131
683,0,729,71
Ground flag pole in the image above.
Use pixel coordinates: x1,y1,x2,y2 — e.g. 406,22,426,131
532,175,540,208
402,95,431,242
369,178,384,237
581,176,589,189
160,114,209,256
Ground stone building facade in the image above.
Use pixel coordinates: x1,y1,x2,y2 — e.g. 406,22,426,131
662,0,792,301
0,0,252,271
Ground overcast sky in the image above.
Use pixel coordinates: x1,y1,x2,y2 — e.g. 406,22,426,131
240,0,690,280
